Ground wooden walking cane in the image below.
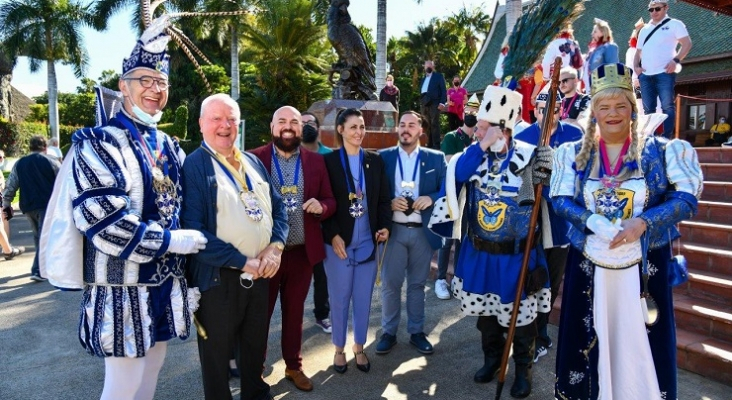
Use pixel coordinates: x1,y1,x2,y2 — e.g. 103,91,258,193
494,57,562,400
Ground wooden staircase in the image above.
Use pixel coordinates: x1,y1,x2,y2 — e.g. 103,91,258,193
675,147,732,386
551,147,732,386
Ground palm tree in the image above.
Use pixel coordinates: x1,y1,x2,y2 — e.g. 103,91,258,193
505,0,523,37
0,0,95,140
375,0,422,93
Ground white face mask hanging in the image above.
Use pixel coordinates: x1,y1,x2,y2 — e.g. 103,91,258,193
131,102,163,125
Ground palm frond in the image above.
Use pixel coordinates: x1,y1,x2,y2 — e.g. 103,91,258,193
502,0,585,81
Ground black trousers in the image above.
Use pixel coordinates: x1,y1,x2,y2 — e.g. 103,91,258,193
535,246,569,347
477,315,537,366
196,269,271,400
421,102,441,150
447,112,462,131
312,261,330,320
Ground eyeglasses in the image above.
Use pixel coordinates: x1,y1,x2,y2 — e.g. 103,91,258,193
560,77,575,84
123,76,170,90
648,6,665,12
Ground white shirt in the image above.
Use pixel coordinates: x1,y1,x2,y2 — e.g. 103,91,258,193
637,16,689,76
421,74,432,94
393,146,422,224
514,120,531,135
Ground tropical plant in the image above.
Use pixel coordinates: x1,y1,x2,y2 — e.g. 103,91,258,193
0,0,96,140
374,0,423,92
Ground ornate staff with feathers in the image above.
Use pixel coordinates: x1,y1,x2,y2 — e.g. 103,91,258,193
493,1,585,399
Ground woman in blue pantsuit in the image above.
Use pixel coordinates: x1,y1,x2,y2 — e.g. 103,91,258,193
322,108,392,374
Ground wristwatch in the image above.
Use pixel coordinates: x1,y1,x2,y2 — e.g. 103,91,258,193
271,242,285,251
673,57,681,64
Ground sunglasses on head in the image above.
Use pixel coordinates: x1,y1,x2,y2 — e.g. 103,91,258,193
560,77,575,84
648,6,665,12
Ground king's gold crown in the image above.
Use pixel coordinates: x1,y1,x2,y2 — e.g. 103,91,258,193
591,63,633,96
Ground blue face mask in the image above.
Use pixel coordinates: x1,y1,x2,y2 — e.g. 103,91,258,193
131,101,163,125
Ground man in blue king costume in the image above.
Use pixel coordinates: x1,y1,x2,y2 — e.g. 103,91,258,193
68,17,208,399
429,84,553,398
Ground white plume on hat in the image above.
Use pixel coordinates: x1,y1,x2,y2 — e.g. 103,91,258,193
476,85,522,127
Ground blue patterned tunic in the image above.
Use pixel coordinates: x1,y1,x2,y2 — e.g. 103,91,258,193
71,111,192,358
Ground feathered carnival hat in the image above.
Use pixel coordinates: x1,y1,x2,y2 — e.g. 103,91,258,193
122,16,171,77
477,85,522,128
465,93,480,111
591,63,633,96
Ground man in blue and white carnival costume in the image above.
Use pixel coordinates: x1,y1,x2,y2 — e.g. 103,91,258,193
69,17,207,399
514,88,582,363
429,85,553,398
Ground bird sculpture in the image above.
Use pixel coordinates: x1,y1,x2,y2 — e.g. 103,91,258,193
327,0,377,100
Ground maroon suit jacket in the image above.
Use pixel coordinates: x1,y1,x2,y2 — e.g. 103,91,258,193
249,143,336,266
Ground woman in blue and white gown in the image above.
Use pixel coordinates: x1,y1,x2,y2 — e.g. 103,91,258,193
551,63,703,400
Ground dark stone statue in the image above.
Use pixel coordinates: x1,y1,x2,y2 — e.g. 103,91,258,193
327,0,377,100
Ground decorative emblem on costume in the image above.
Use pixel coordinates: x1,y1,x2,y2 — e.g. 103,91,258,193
477,199,507,232
280,185,299,213
348,192,365,218
594,187,632,222
241,190,264,221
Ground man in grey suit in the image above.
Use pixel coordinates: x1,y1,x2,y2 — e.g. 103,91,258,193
419,60,447,150
375,111,447,355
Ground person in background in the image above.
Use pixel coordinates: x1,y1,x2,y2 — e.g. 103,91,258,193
710,116,730,146
0,149,25,261
379,74,400,112
558,67,591,131
583,18,619,93
3,136,59,281
300,111,334,335
322,108,391,374
46,137,63,162
301,112,333,155
419,60,447,150
446,75,468,131
634,0,693,138
376,111,447,356
183,93,287,400
435,94,480,300
249,106,336,392
552,63,702,400
515,88,582,365
541,24,583,83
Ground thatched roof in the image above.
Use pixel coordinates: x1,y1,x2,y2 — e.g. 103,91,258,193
10,85,35,122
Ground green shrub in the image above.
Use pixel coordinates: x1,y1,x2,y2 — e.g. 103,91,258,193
173,105,188,140
0,120,79,156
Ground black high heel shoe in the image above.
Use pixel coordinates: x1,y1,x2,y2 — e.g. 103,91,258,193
354,350,371,373
333,351,347,374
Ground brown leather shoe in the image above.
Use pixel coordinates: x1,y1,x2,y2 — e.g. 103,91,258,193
285,368,313,392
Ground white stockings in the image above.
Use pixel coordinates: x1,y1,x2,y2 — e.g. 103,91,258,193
100,342,168,400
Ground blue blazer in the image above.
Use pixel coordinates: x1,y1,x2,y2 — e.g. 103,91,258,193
419,72,447,105
181,148,289,292
379,146,447,250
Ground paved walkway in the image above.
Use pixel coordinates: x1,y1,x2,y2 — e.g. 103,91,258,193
1,215,730,399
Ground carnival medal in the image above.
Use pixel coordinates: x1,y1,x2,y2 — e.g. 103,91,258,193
281,185,299,213
240,190,264,221
400,181,415,199
272,147,302,214
348,192,364,218
341,147,366,219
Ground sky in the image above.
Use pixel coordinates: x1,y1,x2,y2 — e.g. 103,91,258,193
9,0,498,98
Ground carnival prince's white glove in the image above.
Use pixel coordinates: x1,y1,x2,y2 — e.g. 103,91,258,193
586,214,623,242
168,229,208,254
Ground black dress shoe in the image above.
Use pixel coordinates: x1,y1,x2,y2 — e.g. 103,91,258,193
333,351,347,374
409,332,434,355
474,357,500,383
510,365,532,398
354,350,371,373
